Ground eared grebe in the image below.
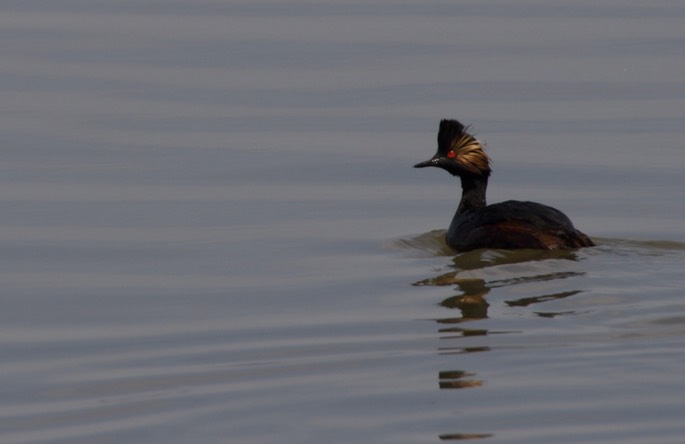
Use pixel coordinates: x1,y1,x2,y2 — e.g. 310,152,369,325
414,119,594,252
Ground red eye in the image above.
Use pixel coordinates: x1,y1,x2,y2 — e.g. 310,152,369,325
447,151,456,159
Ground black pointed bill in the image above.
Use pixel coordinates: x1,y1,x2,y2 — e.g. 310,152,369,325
413,154,444,168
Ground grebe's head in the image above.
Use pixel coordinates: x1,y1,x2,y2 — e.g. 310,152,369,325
414,119,491,177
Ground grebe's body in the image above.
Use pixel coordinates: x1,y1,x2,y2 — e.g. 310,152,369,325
415,119,594,252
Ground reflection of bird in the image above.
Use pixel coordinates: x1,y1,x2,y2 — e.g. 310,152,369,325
414,119,594,252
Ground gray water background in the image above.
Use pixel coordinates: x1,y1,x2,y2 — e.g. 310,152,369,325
2,1,685,443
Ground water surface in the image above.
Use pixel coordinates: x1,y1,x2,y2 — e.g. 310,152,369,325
2,1,685,443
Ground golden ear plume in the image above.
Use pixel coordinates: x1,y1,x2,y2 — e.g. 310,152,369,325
452,133,491,175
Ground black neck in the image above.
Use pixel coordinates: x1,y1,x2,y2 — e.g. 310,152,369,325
457,175,488,214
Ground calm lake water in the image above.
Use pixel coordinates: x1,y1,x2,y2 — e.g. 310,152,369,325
2,1,685,443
